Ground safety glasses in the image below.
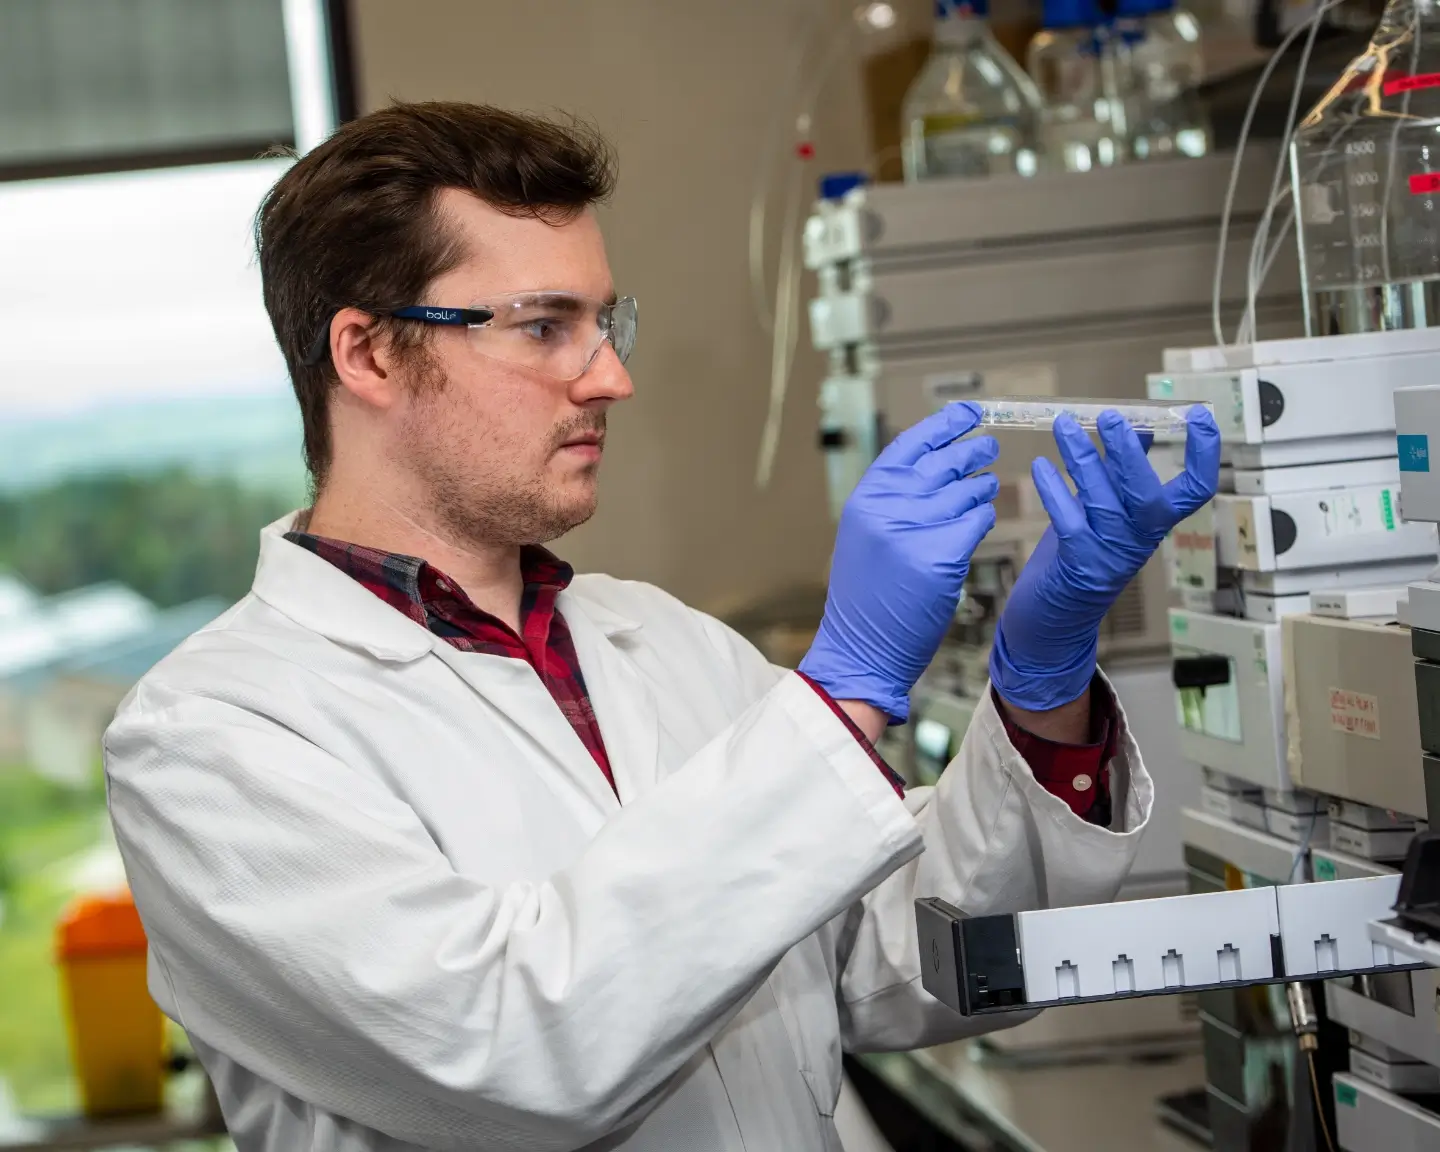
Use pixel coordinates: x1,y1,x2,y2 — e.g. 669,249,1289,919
303,292,638,382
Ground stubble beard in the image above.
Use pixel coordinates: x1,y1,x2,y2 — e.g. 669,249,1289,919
404,369,606,548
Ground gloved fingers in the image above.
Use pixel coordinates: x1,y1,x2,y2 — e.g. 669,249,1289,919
879,402,984,468
947,499,998,558
1032,456,1088,540
912,433,1000,489
1160,406,1223,517
1052,414,1123,516
926,471,1000,519
1096,411,1165,521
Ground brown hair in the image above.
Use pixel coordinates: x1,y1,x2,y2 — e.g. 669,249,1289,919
255,101,616,489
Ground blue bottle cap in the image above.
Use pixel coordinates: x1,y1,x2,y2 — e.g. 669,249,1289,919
1115,0,1172,12
938,0,989,19
818,172,867,201
1042,0,1102,27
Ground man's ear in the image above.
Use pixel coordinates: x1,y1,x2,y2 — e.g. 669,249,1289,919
331,307,399,410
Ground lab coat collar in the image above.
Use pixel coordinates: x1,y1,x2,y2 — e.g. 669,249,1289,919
250,513,645,661
251,514,437,662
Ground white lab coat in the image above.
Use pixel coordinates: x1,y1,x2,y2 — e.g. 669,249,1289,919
103,514,1154,1152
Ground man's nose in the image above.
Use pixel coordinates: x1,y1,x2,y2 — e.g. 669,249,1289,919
572,340,634,405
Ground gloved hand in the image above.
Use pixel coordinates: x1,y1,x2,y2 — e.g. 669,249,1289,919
799,402,999,722
990,406,1221,712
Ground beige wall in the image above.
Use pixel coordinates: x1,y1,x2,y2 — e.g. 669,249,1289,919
349,0,879,614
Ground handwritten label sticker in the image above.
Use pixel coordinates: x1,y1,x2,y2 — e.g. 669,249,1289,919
1170,505,1216,592
1330,688,1381,740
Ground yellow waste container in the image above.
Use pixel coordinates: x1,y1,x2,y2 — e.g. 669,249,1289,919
55,890,165,1116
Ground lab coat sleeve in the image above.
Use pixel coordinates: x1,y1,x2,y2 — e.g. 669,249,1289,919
689,612,1153,1050
834,678,1155,1052
103,668,922,1152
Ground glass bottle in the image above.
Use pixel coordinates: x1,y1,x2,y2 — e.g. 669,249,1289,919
1117,0,1212,161
1027,0,1128,172
1290,0,1440,335
901,0,1043,181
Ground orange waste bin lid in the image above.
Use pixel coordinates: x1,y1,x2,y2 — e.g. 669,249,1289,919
56,890,149,961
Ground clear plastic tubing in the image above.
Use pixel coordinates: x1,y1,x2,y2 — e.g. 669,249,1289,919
971,396,1213,435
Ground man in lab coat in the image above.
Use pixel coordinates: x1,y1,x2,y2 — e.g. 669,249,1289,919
104,103,1220,1152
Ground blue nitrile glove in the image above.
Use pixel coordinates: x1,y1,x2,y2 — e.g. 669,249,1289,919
990,406,1221,712
799,402,1000,722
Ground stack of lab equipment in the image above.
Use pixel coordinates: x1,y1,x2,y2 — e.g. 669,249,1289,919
901,0,1042,182
1147,325,1440,1149
1026,0,1128,172
1301,383,1440,1147
1144,0,1440,1126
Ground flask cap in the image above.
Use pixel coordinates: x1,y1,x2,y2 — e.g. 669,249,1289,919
937,0,988,19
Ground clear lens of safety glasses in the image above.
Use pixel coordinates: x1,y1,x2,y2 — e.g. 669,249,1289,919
465,292,637,381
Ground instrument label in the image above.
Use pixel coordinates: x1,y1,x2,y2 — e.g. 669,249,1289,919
1329,688,1381,740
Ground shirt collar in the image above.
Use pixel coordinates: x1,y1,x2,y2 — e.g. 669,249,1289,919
282,530,575,605
251,513,635,658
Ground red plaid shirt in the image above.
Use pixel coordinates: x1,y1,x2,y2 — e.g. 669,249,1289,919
287,532,1116,820
286,533,618,788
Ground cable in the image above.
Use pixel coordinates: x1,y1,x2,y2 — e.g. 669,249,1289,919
1380,6,1424,285
748,8,858,335
1212,0,1348,346
1238,0,1328,343
1287,803,1322,883
753,13,862,489
1308,1050,1337,1152
1235,188,1291,344
756,158,807,488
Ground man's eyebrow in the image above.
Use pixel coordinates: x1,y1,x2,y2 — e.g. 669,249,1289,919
527,293,588,315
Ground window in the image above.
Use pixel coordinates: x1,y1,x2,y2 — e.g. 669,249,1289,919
0,0,348,180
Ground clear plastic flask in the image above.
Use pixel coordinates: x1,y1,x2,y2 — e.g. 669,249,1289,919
1116,0,1211,161
902,0,1043,181
972,396,1212,436
1290,0,1440,335
1027,0,1128,173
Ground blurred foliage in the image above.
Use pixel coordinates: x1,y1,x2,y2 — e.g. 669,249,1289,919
0,764,110,1114
0,469,293,608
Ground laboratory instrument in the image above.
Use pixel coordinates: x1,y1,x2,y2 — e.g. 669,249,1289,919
1026,0,1127,173
1283,613,1429,819
901,0,1042,182
917,873,1418,1014
1377,384,1440,634
1290,0,1440,336
1213,486,1434,573
1149,327,1440,468
1116,0,1210,161
972,396,1209,434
